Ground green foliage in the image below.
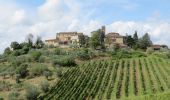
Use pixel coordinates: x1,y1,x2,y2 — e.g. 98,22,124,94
90,30,101,49
4,47,11,56
52,56,76,67
25,84,40,100
10,42,21,50
40,80,50,93
34,36,44,49
112,49,146,59
11,50,21,56
133,31,139,43
30,51,42,61
55,68,63,78
138,33,152,50
0,81,11,91
8,90,20,100
43,71,53,79
25,34,34,48
15,74,20,84
146,47,154,54
77,48,90,60
30,64,49,77
16,64,28,78
54,48,63,55
125,35,135,48
20,45,30,55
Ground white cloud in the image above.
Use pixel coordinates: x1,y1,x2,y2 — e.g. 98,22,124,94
0,0,170,54
107,21,170,46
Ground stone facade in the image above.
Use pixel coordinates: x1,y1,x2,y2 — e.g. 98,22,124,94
45,32,83,47
105,32,124,47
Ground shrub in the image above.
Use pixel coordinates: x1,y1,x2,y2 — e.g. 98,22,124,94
166,51,170,59
52,56,76,67
30,64,49,77
40,80,50,93
43,71,53,79
20,45,30,55
0,81,11,91
12,50,20,56
15,74,20,84
8,90,20,100
30,51,42,61
55,68,63,78
25,84,40,100
4,47,11,56
54,48,62,55
16,64,28,78
39,56,45,63
146,47,154,54
77,48,90,60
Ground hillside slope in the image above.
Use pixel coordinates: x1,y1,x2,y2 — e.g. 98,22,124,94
41,57,170,100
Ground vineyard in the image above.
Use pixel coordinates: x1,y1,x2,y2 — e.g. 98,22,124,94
41,57,170,100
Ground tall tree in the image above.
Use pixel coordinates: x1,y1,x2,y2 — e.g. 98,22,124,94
35,36,44,49
100,26,105,48
79,34,85,47
125,35,135,48
133,31,138,44
26,33,34,48
90,30,100,49
138,33,152,50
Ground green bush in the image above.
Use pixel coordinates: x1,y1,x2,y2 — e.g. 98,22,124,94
77,48,90,60
39,56,45,63
55,68,63,78
43,71,53,79
16,64,28,78
0,81,11,91
30,64,49,77
8,90,20,100
30,51,42,61
12,50,21,56
25,84,40,100
52,56,76,67
112,49,146,59
40,80,50,93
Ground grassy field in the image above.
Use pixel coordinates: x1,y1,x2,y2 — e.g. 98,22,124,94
41,57,170,100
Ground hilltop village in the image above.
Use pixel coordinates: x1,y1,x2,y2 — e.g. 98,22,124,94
45,26,168,51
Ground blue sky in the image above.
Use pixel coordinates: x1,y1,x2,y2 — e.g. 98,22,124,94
0,0,170,53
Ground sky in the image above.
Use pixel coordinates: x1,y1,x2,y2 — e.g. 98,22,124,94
0,0,170,53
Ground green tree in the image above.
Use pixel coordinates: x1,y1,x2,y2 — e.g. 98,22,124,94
26,33,34,48
138,33,152,50
133,31,139,44
35,36,44,49
90,30,100,49
4,47,11,55
126,35,135,48
10,42,21,50
79,34,86,47
133,31,139,49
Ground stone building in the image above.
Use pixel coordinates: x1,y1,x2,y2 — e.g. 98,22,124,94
45,32,84,47
105,32,125,48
